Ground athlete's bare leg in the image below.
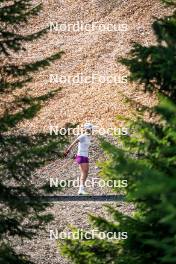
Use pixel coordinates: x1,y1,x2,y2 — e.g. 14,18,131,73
79,163,89,186
78,163,89,194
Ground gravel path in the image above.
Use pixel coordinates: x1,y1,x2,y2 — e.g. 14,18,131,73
12,135,133,264
14,202,134,264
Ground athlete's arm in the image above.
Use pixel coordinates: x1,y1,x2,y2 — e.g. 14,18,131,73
64,138,79,157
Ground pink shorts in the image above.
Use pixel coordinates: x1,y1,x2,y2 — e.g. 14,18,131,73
75,155,89,164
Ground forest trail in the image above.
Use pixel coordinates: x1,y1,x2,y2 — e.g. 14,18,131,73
13,0,171,263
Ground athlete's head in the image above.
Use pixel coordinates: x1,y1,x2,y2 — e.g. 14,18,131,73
84,123,93,134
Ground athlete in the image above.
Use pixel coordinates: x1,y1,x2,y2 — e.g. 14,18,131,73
64,123,93,195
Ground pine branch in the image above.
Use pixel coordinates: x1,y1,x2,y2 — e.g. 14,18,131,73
0,1,42,25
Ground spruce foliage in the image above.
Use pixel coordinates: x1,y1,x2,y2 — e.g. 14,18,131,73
0,1,66,263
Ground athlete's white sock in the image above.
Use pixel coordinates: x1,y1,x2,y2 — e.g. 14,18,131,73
79,184,84,192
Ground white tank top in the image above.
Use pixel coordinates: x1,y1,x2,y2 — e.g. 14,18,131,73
77,134,91,157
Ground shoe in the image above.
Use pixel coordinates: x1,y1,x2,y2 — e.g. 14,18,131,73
78,190,89,195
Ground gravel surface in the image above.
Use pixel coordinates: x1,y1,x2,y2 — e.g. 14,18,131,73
13,202,134,264
16,0,171,133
